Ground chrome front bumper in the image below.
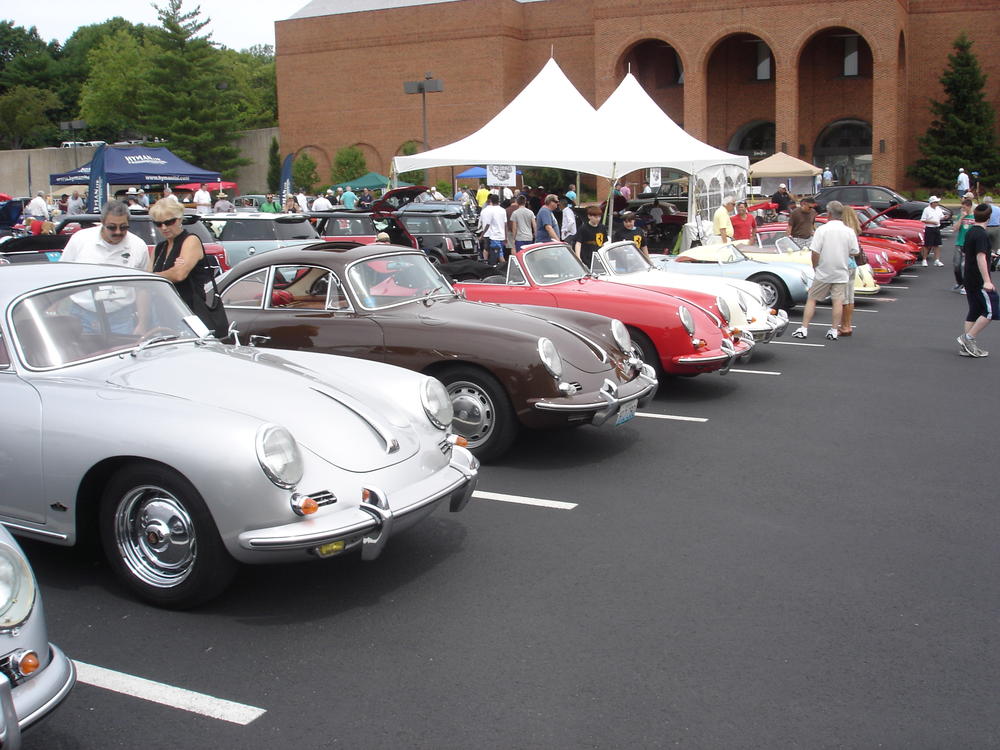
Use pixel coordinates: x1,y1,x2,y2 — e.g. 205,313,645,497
237,446,479,561
751,310,789,342
675,336,753,374
0,644,75,749
533,363,658,426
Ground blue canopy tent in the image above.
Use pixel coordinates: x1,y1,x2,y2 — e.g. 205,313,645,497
49,146,220,186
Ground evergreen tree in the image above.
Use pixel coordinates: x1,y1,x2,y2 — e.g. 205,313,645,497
140,0,248,177
909,33,1000,188
292,153,319,194
330,146,367,185
399,141,425,185
267,137,281,192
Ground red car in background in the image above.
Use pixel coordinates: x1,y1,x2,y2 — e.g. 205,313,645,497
456,241,752,378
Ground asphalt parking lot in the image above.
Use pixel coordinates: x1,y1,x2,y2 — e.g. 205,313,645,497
23,236,1000,749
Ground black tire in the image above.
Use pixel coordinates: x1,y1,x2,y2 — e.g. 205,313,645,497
749,273,790,310
628,328,662,379
99,462,237,609
439,366,518,462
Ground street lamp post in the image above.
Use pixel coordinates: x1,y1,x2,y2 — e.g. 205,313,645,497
59,119,88,168
403,72,443,151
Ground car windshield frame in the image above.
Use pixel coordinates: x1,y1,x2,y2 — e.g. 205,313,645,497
598,243,655,275
345,251,455,311
522,244,588,285
7,276,204,371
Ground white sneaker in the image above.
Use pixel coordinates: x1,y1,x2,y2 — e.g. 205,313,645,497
825,328,839,340
933,260,944,267
921,259,928,266
792,326,807,338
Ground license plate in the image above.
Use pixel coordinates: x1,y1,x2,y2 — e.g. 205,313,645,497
615,400,638,425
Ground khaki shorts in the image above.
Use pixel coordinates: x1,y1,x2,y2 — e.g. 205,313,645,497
808,280,848,302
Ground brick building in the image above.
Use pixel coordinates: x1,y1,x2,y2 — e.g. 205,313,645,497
276,0,1000,191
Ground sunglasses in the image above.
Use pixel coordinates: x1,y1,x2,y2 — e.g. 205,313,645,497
152,217,179,228
103,223,129,232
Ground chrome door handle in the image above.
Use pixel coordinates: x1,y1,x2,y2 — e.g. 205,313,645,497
249,335,270,347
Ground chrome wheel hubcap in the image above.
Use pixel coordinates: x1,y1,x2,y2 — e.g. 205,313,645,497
114,486,196,588
447,381,495,448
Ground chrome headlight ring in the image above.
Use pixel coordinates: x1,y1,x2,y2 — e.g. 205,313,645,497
716,296,732,324
0,544,36,631
610,318,632,353
421,377,454,430
537,337,563,379
678,305,695,335
256,424,304,489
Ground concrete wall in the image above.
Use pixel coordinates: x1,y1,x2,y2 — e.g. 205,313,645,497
0,128,278,198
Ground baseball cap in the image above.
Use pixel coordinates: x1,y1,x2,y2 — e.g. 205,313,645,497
779,183,787,188
928,195,940,203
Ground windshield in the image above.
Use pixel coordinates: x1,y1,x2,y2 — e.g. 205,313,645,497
523,244,586,284
347,253,453,309
275,219,320,241
438,215,472,233
10,278,202,368
603,243,652,274
318,216,377,236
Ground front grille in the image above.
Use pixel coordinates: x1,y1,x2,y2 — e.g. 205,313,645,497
438,439,453,454
307,490,337,508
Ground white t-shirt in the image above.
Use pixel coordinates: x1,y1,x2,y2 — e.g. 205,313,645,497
311,196,333,212
297,193,309,212
479,205,507,241
194,189,211,206
59,225,150,311
921,205,946,227
810,219,859,284
26,196,49,220
561,206,577,239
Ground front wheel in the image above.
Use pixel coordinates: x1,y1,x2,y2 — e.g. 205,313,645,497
628,328,662,379
749,273,790,310
99,462,237,609
439,366,518,462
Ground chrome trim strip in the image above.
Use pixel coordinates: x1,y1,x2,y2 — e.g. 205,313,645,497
534,381,657,412
0,522,67,542
244,517,378,549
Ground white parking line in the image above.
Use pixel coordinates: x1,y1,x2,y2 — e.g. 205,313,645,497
636,413,708,422
899,274,919,278
729,368,781,375
472,491,577,510
891,285,909,289
74,662,266,725
861,296,897,302
771,340,824,347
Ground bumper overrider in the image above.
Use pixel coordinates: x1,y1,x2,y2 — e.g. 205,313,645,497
749,310,789,342
532,362,658,426
0,644,75,749
237,445,479,562
673,335,752,374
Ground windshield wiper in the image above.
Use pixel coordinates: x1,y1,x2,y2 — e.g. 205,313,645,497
421,285,444,305
132,333,179,357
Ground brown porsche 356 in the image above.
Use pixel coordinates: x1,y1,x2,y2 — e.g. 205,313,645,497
218,242,658,461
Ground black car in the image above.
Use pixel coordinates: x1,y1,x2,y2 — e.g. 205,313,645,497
812,185,953,227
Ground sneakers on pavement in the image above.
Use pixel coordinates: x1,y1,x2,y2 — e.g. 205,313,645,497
933,260,945,267
960,288,967,295
958,334,989,357
792,326,808,338
921,259,928,266
952,284,963,291
825,327,839,341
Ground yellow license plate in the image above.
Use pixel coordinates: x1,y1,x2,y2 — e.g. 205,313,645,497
316,541,345,558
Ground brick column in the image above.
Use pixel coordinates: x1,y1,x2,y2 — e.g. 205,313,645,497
773,59,799,158
683,73,707,140
871,58,901,186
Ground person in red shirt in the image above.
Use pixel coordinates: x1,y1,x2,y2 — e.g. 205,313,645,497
730,201,757,242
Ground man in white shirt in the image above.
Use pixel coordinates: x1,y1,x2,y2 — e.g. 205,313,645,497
26,191,49,221
161,186,180,203
296,190,310,212
478,193,508,265
193,184,212,214
310,192,333,211
66,190,85,215
920,195,947,267
792,200,859,341
956,168,970,195
58,200,151,333
559,196,577,246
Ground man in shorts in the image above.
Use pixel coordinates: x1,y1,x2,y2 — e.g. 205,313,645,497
957,203,996,357
920,195,947,266
791,200,859,341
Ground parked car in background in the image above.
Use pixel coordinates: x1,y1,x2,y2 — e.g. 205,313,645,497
201,213,320,268
375,185,479,229
234,195,266,212
218,243,657,460
813,185,952,226
307,210,380,244
372,207,480,263
0,262,479,607
0,525,75,744
457,241,752,378
742,233,880,296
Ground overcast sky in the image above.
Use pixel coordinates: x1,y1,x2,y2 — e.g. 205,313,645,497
9,0,290,51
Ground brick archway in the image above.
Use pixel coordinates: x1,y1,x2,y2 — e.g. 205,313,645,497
613,38,687,125
706,33,776,153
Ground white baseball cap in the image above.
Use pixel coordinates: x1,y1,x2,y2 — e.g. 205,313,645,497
779,183,787,189
928,195,940,203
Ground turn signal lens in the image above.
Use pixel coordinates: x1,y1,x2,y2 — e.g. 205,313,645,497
15,651,38,677
290,495,319,516
449,435,469,447
770,308,777,315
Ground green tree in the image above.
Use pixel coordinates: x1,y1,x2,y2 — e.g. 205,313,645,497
523,168,574,194
267,137,281,192
330,146,367,185
79,30,151,137
0,85,59,148
218,46,276,130
908,33,1000,188
140,0,248,176
399,140,425,184
292,152,319,194
0,22,55,95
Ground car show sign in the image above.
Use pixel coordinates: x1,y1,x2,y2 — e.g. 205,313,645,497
649,168,661,189
486,165,516,188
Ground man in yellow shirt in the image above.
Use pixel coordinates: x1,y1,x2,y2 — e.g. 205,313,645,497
713,196,736,243
476,183,490,208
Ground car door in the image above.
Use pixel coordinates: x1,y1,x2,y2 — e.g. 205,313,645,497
229,264,384,361
0,333,46,523
476,255,561,306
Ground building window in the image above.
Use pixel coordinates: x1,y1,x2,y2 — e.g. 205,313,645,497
755,41,772,81
843,36,859,77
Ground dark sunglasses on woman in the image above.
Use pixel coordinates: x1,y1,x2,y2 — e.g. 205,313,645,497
153,217,179,228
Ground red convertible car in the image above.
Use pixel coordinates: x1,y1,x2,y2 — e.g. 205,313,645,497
456,242,752,378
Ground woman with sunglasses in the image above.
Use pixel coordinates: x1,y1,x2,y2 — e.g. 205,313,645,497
150,199,229,337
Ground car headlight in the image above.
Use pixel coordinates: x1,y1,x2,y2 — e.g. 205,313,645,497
421,377,453,430
735,291,749,313
610,319,631,353
0,544,36,630
715,296,732,323
256,424,304,489
678,305,695,335
537,337,563,379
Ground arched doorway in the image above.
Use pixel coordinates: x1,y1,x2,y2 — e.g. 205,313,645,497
707,34,775,153
619,39,684,125
813,119,872,184
729,121,776,161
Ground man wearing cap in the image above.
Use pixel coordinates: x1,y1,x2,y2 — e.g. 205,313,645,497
712,196,735,243
920,195,947,266
614,211,648,253
534,194,561,243
956,168,970,195
770,184,793,214
194,183,211,215
213,191,235,213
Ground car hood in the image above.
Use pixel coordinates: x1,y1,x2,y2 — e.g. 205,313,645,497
408,296,617,374
103,343,419,472
607,269,762,300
